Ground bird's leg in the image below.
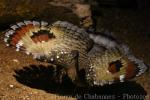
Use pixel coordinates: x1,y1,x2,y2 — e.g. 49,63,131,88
54,66,66,84
66,50,79,82
38,50,79,84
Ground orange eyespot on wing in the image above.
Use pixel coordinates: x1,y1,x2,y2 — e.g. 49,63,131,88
31,34,51,43
125,61,138,80
38,34,50,42
108,60,123,74
31,36,39,43
108,64,118,74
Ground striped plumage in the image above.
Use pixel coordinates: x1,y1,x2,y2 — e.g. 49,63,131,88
86,48,147,86
4,20,93,85
4,20,147,87
86,32,147,86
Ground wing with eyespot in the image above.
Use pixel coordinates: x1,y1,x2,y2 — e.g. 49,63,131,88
86,48,148,86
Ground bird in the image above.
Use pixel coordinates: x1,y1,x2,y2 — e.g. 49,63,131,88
3,20,148,87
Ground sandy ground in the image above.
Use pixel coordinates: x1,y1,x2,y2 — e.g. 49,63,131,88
0,0,150,100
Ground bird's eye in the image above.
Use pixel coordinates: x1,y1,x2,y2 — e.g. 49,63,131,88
108,60,123,74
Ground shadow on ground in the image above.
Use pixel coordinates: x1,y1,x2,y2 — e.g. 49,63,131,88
14,65,147,100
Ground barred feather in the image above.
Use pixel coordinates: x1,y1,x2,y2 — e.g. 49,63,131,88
87,33,148,86
4,20,93,83
4,20,92,55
